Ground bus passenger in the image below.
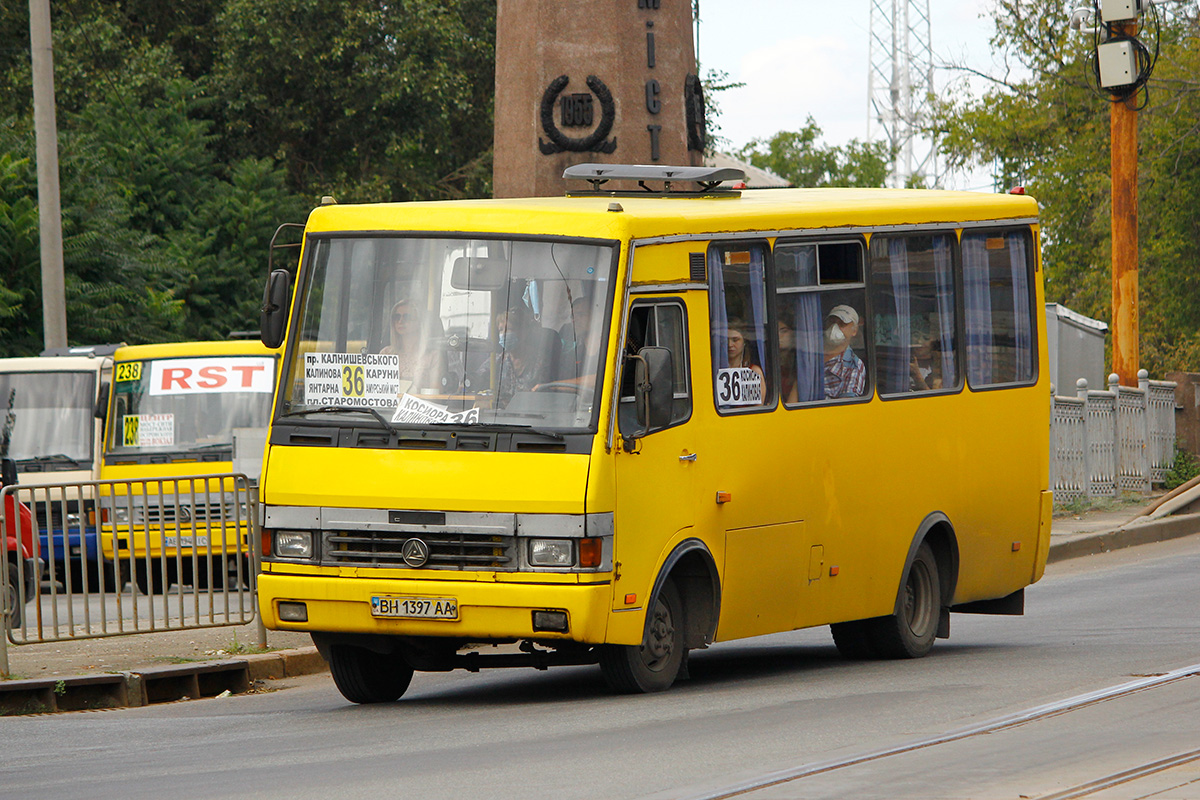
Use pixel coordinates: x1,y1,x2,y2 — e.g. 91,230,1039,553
381,298,445,393
823,305,866,399
778,319,798,403
726,319,766,395
910,331,943,391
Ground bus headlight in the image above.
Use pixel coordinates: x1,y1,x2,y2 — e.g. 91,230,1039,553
275,530,314,559
529,539,574,567
112,507,130,524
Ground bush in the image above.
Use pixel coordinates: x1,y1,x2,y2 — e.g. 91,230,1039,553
1163,441,1200,490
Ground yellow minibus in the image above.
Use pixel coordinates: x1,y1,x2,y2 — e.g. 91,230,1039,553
100,339,279,592
257,165,1052,703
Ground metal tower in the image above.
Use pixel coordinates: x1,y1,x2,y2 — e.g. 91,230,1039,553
868,0,937,187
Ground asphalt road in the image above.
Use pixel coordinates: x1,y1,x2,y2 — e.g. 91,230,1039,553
2,536,1198,800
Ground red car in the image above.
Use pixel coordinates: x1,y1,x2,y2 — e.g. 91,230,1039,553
3,460,41,629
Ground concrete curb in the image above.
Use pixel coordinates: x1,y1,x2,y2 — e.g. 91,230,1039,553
0,646,327,715
1047,511,1200,564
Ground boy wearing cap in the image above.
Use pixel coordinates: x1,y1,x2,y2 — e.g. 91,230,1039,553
823,304,866,399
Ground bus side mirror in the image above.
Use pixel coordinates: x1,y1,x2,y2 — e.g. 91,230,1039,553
631,346,673,440
261,269,292,349
95,382,110,420
0,458,17,488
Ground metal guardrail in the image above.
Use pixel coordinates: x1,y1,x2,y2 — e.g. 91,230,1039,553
0,474,262,675
1051,371,1176,505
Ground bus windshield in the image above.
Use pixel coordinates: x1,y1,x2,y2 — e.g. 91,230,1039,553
282,236,616,432
0,371,95,468
108,355,275,455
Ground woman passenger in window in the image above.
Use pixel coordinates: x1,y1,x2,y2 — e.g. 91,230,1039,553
726,319,766,389
823,305,866,398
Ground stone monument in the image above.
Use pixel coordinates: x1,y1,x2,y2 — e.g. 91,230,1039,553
493,0,706,198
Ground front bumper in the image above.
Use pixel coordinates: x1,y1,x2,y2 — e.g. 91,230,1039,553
259,572,613,644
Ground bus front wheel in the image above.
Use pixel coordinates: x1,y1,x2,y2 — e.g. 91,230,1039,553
599,578,685,693
328,645,414,704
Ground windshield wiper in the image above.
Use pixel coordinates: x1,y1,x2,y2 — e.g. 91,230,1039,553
186,442,234,452
282,405,399,436
445,422,565,441
14,453,85,466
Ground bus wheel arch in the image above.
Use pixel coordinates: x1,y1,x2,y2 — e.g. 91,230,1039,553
879,513,959,657
652,537,720,650
600,538,719,693
907,513,959,620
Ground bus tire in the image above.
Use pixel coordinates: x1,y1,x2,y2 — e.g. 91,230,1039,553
599,578,685,693
830,620,877,659
869,541,941,659
328,644,414,704
5,562,23,629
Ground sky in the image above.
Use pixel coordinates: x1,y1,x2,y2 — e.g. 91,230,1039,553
695,0,1005,189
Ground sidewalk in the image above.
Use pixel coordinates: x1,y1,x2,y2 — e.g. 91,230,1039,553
3,496,1199,712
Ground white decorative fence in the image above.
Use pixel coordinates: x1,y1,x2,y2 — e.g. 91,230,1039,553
1051,370,1176,505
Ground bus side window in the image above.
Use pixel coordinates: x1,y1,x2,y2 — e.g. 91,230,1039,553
618,301,691,435
962,230,1036,387
776,240,870,404
709,243,772,411
869,233,959,395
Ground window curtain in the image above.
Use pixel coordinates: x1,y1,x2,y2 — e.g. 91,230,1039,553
708,246,768,372
962,233,993,385
708,249,730,370
787,248,824,402
748,247,768,371
1008,233,1032,380
932,235,957,386
882,237,911,394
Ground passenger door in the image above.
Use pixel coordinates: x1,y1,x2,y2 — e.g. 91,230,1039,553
611,300,696,612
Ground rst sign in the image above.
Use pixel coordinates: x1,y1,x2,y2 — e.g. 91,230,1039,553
148,357,275,396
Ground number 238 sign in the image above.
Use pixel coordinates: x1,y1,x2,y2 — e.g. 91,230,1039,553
716,367,763,407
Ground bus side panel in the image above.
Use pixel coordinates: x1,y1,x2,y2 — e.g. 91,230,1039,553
945,384,1048,605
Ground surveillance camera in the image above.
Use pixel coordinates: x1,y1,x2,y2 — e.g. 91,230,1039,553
1069,7,1094,30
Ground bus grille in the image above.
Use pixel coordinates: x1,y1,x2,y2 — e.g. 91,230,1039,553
135,502,238,525
323,530,514,570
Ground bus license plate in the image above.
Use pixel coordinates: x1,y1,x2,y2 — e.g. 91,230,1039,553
165,536,209,547
371,596,458,620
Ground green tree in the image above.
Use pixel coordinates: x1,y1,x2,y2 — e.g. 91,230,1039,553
736,117,892,188
0,120,184,355
209,0,496,202
931,3,1200,375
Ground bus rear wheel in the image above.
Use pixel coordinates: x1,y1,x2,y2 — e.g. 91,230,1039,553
869,541,941,659
599,578,685,693
328,645,414,704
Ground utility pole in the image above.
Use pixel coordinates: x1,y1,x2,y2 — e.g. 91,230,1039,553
867,0,937,187
28,0,68,351
1071,1,1159,386
1109,20,1139,387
